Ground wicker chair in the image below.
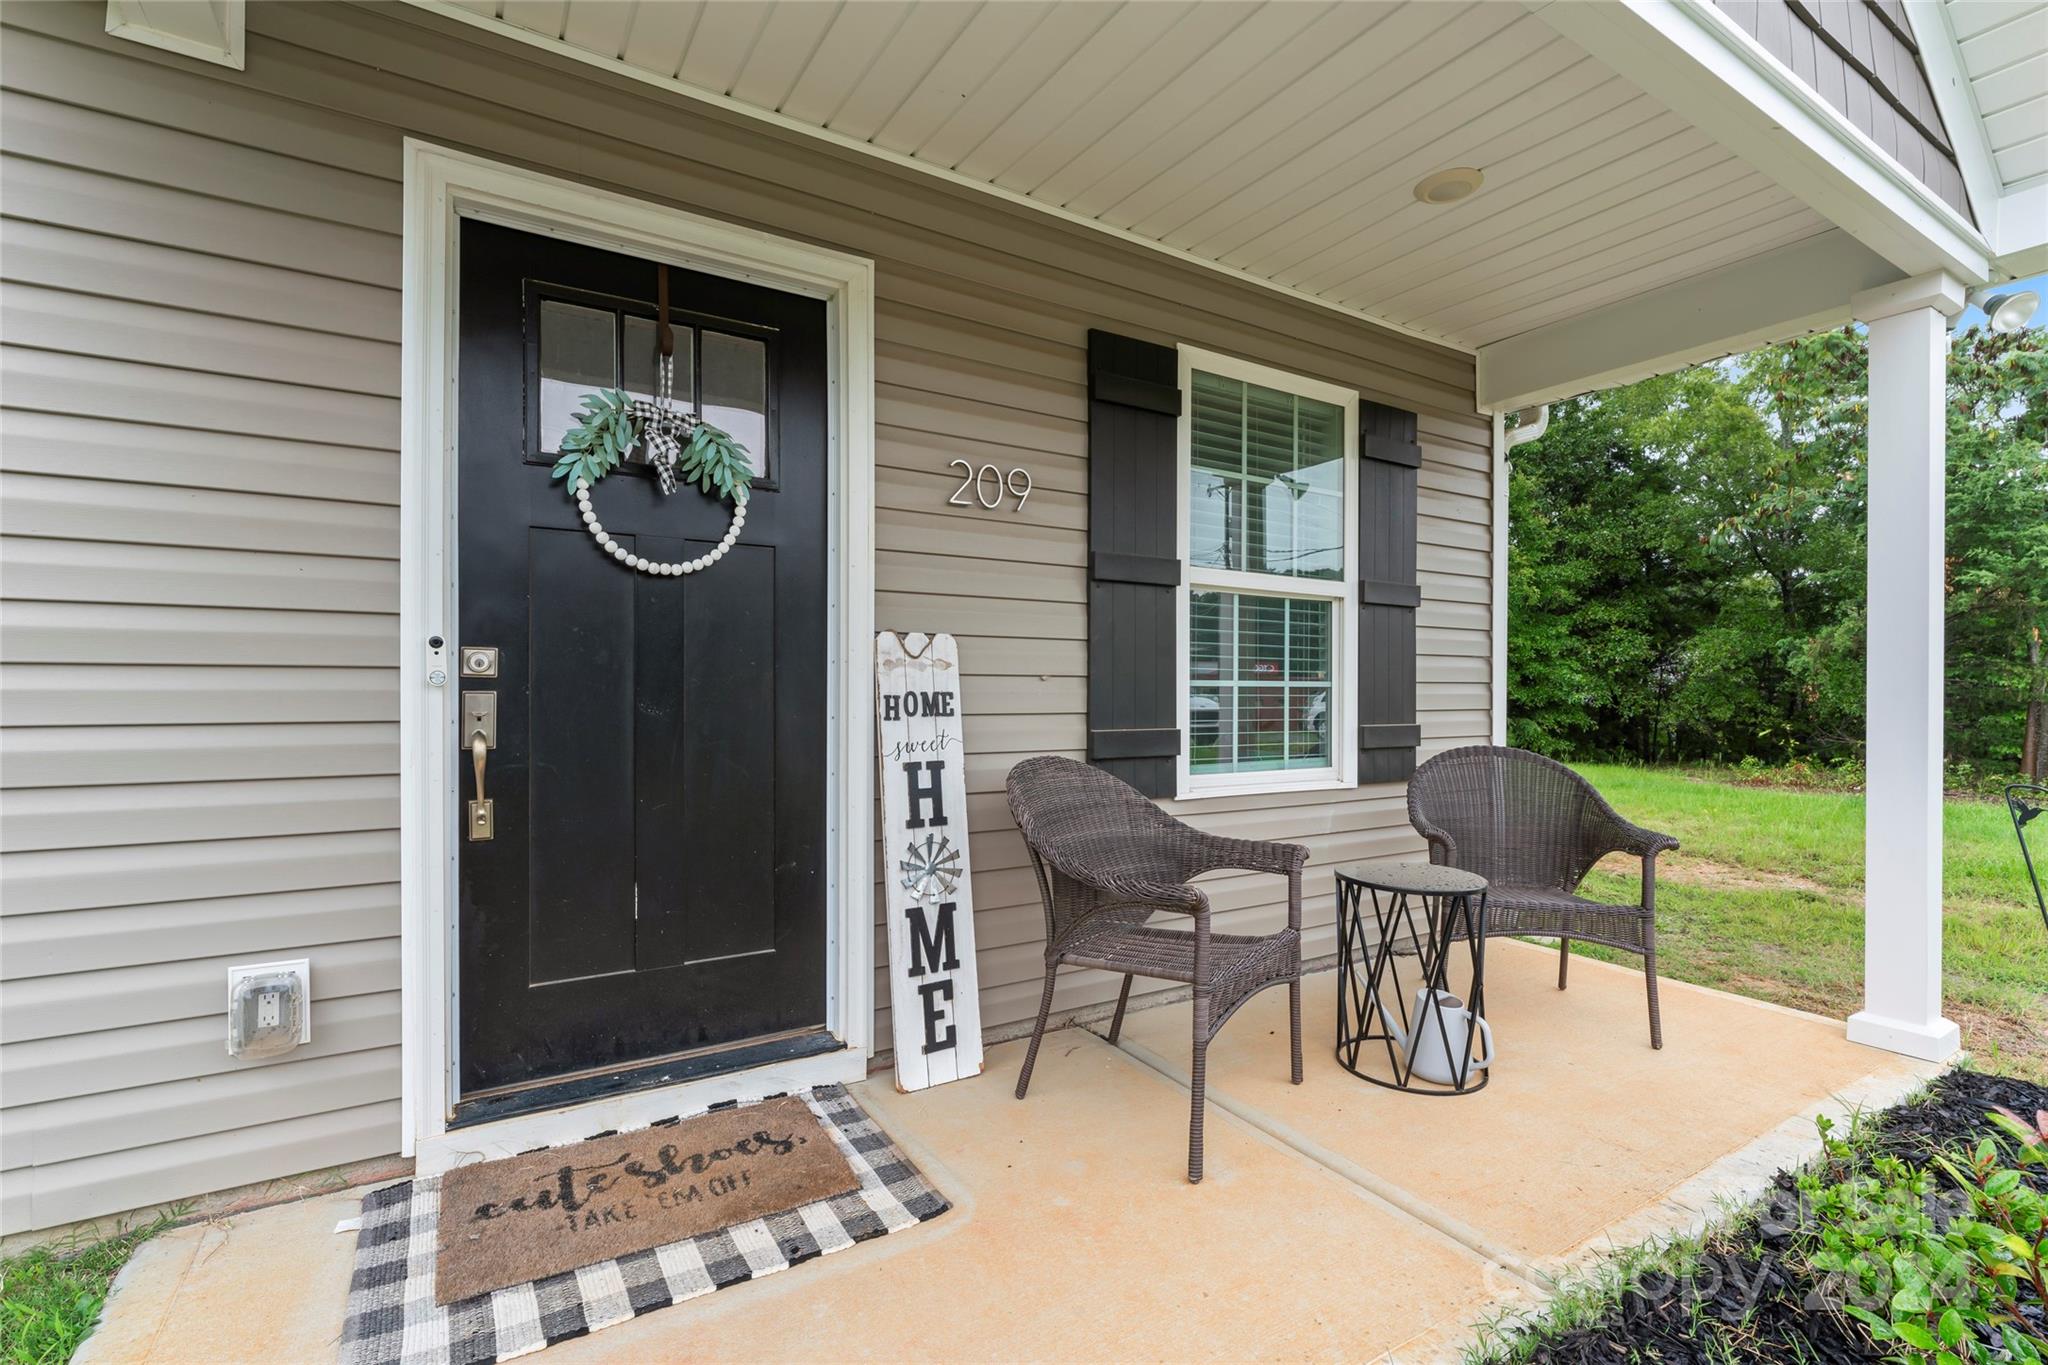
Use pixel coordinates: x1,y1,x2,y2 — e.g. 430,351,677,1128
1407,746,1679,1048
1005,756,1307,1183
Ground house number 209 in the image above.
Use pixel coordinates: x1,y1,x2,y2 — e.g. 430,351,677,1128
947,459,1032,511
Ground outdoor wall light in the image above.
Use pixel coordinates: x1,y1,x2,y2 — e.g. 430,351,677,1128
1971,287,2040,333
1412,167,1484,205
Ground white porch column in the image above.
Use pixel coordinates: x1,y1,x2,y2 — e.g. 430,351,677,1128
1491,411,1509,746
1845,272,1964,1062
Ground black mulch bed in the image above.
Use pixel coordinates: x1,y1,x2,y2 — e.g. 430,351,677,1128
1495,1069,2048,1365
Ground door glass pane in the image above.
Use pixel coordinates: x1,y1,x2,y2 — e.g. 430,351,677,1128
1186,369,1344,580
702,331,770,482
538,300,617,455
1189,589,1334,776
622,317,694,466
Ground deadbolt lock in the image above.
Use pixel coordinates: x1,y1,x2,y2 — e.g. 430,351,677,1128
460,645,498,678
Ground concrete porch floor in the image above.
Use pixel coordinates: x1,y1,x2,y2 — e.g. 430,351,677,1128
83,941,1937,1364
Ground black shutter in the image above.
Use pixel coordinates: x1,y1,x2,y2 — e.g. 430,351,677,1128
1086,329,1181,797
1357,399,1421,784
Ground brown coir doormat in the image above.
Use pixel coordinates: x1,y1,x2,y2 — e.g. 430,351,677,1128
434,1094,859,1305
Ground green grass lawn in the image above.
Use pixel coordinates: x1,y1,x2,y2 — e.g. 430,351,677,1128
0,1215,175,1365
1569,764,2048,1083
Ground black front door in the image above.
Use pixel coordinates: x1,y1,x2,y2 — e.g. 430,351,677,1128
454,219,831,1118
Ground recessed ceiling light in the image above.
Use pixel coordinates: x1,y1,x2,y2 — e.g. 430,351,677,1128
1413,167,1483,205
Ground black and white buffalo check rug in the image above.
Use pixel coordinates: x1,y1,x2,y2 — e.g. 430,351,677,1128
339,1085,949,1365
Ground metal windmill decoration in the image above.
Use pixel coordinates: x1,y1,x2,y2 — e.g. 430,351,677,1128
898,832,963,904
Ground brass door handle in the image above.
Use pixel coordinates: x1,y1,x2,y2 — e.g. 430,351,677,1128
463,688,497,841
467,730,494,840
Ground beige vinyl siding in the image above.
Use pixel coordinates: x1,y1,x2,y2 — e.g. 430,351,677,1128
0,0,1490,1234
0,3,405,1232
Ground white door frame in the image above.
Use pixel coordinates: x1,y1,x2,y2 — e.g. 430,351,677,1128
398,141,876,1173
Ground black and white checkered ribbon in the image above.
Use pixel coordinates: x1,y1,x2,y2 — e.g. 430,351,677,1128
633,353,694,496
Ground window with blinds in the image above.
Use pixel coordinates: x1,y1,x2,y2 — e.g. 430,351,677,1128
1178,351,1359,795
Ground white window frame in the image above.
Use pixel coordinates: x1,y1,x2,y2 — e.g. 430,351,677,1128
1174,345,1360,800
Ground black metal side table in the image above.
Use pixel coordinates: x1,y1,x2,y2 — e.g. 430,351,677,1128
1334,861,1492,1094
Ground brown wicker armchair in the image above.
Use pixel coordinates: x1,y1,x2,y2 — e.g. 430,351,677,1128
1005,756,1306,1183
1407,746,1679,1047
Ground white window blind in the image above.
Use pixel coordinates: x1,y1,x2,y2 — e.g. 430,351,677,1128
1176,349,1359,797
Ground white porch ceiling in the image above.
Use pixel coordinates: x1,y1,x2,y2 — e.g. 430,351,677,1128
1941,0,2048,188
433,0,1837,353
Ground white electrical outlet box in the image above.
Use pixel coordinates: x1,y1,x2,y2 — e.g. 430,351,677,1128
226,959,311,1058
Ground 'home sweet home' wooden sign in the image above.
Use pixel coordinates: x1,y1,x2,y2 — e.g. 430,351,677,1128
876,631,985,1092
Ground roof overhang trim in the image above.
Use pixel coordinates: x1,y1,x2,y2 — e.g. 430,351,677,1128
1900,1,2048,276
1528,0,1991,282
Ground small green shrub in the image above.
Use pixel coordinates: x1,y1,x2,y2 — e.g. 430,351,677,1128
1799,1113,2047,1363
1721,754,1870,791
1943,760,2036,799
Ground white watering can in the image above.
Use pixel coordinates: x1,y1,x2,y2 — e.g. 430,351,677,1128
1376,986,1494,1085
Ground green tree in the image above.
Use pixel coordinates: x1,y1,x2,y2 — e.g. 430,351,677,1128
1507,323,2047,774
1638,332,1870,755
1945,329,2048,778
1505,380,1718,758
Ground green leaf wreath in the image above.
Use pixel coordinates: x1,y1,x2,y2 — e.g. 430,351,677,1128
678,422,754,503
549,388,754,503
549,389,635,490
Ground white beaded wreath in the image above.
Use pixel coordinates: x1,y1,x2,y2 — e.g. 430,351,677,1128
574,477,746,576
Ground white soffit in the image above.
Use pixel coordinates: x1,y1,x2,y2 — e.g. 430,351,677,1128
1940,0,2048,191
412,0,1838,355
1910,0,2048,274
